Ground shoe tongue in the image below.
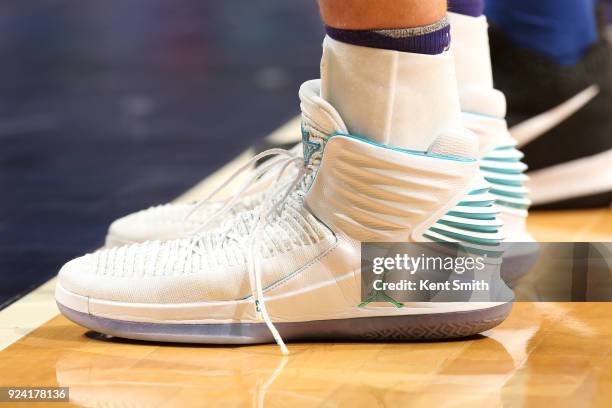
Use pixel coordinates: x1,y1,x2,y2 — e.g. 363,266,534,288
320,37,466,152
299,80,348,164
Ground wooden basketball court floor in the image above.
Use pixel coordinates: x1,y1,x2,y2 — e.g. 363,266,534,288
0,117,611,408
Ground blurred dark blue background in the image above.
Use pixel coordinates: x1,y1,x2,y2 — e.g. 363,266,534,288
0,0,324,307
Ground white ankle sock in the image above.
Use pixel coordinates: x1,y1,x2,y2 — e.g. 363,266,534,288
320,36,462,152
449,12,506,118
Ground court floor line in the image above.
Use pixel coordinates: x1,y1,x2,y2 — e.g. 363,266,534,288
0,116,302,352
0,278,58,350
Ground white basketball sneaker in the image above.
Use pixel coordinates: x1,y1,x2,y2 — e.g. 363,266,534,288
105,17,535,257
57,74,512,353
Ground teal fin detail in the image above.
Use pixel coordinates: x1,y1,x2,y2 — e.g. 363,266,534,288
426,187,504,248
447,211,497,220
481,145,531,211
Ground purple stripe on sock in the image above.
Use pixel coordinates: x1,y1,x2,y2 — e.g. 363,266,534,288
325,24,450,55
448,0,485,17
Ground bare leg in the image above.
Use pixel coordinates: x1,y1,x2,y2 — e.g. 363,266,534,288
318,0,446,29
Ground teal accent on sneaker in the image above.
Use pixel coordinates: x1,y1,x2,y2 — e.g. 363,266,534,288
447,211,497,220
457,199,496,207
330,132,476,162
468,188,490,195
302,125,321,164
358,269,404,309
483,177,524,187
481,145,531,211
423,233,504,257
496,200,530,210
426,187,504,248
490,188,526,199
428,227,501,245
437,220,500,233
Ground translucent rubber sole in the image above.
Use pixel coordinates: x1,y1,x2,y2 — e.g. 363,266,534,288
58,302,512,345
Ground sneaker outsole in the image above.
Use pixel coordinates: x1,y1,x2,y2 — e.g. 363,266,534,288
57,301,512,344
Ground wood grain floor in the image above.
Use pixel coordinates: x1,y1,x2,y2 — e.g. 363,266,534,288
0,209,610,407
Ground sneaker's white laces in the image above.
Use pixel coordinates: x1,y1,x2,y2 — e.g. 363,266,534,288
181,148,298,236
180,147,312,355
246,159,307,355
